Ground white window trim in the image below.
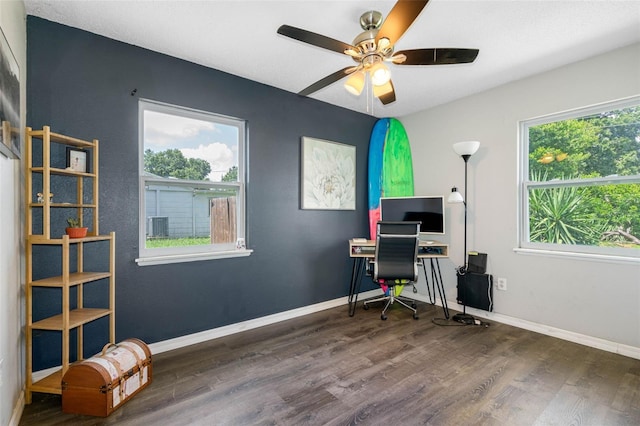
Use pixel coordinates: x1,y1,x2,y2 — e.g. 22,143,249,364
136,99,250,266
513,247,640,265
517,95,640,262
136,248,253,267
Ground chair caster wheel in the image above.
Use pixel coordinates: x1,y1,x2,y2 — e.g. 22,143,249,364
413,313,419,320
381,314,387,320
413,287,418,293
363,304,369,311
411,303,417,309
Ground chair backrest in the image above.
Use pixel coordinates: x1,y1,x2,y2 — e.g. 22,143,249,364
373,221,421,282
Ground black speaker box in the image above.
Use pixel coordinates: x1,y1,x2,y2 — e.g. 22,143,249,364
457,272,493,312
467,252,487,274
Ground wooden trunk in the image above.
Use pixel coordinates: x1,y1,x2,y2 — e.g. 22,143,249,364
62,338,152,417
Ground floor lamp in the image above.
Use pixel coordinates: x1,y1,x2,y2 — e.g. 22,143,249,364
448,140,480,324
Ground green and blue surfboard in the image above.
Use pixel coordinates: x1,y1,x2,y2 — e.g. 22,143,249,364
368,118,414,239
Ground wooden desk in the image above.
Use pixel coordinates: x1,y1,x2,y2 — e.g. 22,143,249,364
349,239,448,258
348,239,450,318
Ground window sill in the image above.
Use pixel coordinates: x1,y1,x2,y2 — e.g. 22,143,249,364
135,248,253,266
514,247,640,265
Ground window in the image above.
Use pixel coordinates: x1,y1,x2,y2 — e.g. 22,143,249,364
137,99,249,265
519,96,640,260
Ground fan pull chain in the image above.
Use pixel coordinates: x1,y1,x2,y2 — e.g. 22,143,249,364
366,72,374,115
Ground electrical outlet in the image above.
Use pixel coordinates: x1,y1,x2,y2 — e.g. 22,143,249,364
497,278,507,291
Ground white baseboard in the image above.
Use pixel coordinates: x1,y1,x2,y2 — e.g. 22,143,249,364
151,289,640,360
9,390,24,426
457,303,640,360
148,294,371,354
408,291,640,360
32,289,640,386
31,296,355,383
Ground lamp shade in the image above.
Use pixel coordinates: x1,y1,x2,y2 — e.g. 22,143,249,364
344,71,366,96
447,187,464,203
370,62,391,86
453,140,480,157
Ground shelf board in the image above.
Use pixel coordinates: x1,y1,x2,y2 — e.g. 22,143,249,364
29,203,97,208
30,271,111,288
31,369,63,395
28,129,94,148
30,166,96,178
28,234,113,244
31,308,112,331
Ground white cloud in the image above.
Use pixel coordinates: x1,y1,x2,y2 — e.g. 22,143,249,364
144,110,237,181
181,143,234,181
144,111,217,148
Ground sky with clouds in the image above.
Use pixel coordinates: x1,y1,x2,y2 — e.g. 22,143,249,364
144,110,238,181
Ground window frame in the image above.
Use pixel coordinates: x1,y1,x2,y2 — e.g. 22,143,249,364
136,99,251,266
518,96,640,262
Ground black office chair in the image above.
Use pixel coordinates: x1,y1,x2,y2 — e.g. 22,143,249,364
363,221,421,320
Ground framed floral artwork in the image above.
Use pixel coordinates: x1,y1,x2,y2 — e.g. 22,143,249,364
301,137,355,210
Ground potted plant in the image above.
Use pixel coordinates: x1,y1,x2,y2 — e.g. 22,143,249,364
66,217,88,238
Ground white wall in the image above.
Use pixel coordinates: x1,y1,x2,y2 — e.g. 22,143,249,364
0,1,26,425
403,43,640,350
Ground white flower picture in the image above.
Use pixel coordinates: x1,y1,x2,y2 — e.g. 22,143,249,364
301,137,356,210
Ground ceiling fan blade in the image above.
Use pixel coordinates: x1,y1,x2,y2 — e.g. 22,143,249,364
394,48,479,65
374,80,396,105
277,25,356,55
298,66,359,97
375,0,429,47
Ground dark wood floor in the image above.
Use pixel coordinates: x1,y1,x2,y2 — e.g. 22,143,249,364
20,302,640,425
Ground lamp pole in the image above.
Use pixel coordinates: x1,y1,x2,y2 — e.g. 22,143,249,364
462,153,471,270
450,141,480,324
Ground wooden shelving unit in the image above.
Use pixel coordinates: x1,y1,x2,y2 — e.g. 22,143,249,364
25,126,115,403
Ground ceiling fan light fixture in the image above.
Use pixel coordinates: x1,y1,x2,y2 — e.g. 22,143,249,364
373,80,393,98
378,37,391,50
344,47,360,57
344,71,366,96
370,62,391,86
390,53,407,64
278,1,478,106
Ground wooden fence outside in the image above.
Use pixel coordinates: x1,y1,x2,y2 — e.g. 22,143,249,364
211,197,236,243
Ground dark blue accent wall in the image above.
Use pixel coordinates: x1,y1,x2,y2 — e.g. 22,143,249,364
28,17,376,370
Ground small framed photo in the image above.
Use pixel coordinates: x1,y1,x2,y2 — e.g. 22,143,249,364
66,147,89,173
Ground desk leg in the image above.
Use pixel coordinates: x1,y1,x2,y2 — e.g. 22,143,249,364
431,259,450,319
348,258,366,317
421,261,435,304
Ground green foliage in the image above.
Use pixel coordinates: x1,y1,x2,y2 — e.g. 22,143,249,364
529,185,609,246
586,183,640,243
67,217,81,228
529,120,595,180
529,106,640,180
145,237,210,248
221,165,238,182
528,105,640,246
144,148,211,181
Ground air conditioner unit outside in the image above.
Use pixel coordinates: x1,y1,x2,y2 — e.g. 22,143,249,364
147,216,169,237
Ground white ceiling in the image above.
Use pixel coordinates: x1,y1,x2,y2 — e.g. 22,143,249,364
24,0,640,118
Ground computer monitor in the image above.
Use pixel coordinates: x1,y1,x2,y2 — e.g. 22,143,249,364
380,195,445,235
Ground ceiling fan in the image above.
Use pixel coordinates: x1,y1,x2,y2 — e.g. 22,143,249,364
277,0,479,105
